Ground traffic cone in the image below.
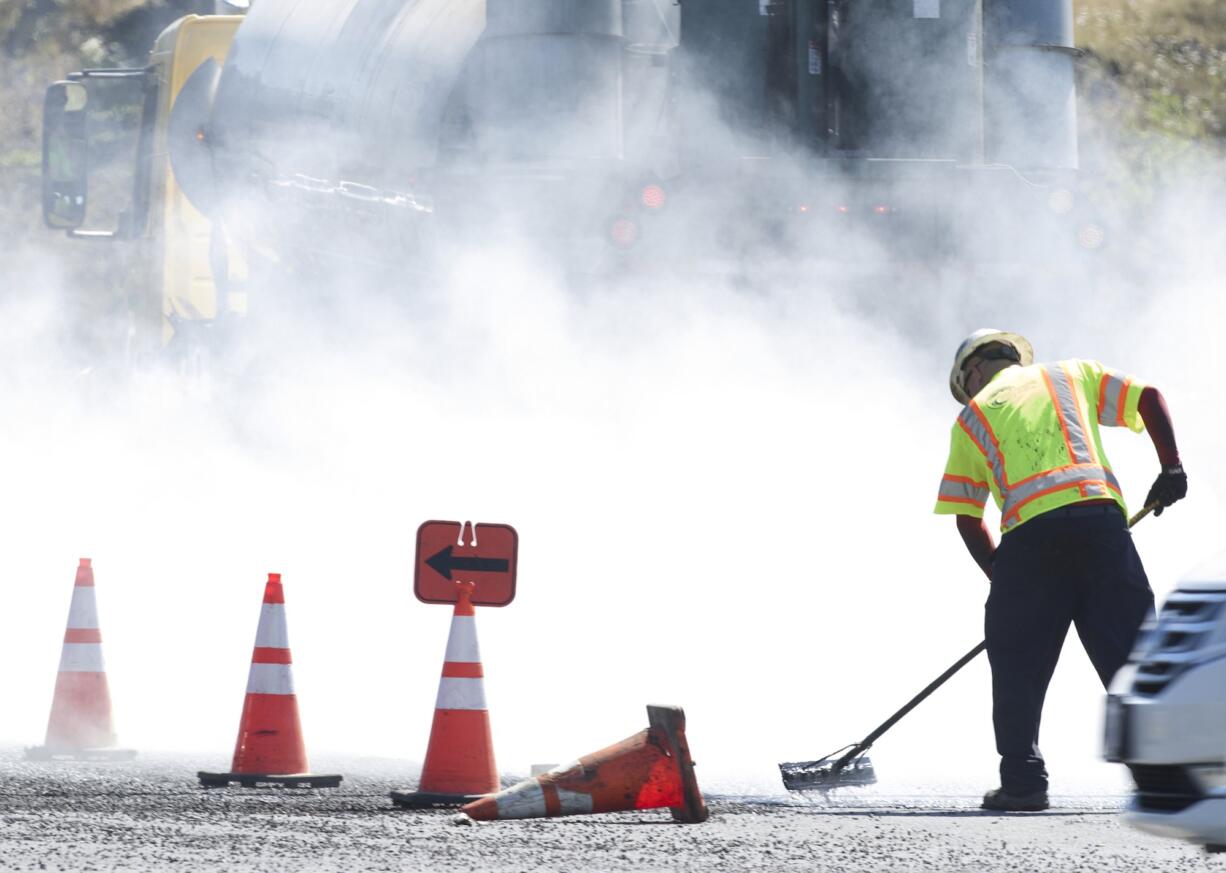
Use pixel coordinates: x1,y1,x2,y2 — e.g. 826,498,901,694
391,580,498,807
197,573,341,788
26,559,135,761
462,705,708,823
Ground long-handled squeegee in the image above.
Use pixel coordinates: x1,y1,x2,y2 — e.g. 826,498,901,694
779,503,1157,794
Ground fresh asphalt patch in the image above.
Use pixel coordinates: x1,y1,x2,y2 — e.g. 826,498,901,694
0,751,1203,872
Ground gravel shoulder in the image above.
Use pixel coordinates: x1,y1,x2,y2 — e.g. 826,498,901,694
0,750,1207,872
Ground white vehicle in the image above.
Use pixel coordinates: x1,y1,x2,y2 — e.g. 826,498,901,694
1105,560,1226,853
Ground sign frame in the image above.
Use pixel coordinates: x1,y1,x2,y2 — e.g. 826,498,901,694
414,520,518,607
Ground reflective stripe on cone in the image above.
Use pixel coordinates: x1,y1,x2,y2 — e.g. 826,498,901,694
435,677,487,710
58,643,105,672
245,663,295,696
253,603,290,649
66,585,100,631
444,616,481,662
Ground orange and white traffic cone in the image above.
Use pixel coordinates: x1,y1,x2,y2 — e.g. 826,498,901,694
391,580,498,807
198,573,341,788
462,705,708,823
26,559,135,761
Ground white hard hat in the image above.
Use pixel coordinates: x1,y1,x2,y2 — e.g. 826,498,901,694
949,329,1034,404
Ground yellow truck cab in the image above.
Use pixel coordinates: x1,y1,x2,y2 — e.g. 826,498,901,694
42,15,243,369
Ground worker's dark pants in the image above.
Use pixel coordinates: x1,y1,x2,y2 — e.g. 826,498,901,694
985,504,1154,795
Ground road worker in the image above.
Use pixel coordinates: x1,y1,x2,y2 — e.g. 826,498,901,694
936,329,1187,811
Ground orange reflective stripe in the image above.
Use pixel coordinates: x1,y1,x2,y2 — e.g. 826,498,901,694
1061,363,1097,464
1002,475,1123,528
970,401,1004,459
1097,370,1134,427
1003,480,1122,527
1042,366,1081,464
939,495,988,508
1043,365,1097,465
1000,464,1123,527
1008,462,1080,489
1116,377,1131,427
1041,367,1074,460
956,414,988,456
943,474,989,489
960,401,1008,495
1007,463,1119,494
939,475,989,507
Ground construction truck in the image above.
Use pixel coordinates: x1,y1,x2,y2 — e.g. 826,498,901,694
1105,560,1226,853
43,0,1104,363
44,14,245,370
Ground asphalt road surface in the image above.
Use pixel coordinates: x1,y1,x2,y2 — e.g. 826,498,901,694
0,750,1210,872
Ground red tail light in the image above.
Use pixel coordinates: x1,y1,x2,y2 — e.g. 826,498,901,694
641,184,666,210
609,217,639,248
1077,223,1105,250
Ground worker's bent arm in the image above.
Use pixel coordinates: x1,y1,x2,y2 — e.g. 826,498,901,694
1138,387,1181,467
956,515,995,581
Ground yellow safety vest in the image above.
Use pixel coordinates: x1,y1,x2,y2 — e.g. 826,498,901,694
934,360,1147,532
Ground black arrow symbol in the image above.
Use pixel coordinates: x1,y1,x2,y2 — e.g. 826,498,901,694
426,546,510,581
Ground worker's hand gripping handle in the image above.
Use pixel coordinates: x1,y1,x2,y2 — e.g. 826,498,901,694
1144,466,1187,517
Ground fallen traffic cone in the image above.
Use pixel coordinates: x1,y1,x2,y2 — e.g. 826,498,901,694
392,580,498,807
26,559,135,761
198,573,341,788
462,704,707,823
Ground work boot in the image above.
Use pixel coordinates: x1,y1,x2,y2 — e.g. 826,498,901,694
981,787,1049,812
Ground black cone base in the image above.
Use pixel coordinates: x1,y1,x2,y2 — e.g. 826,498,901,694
197,771,343,789
25,746,137,762
390,789,488,809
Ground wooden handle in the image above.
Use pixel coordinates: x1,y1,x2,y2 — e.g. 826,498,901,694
1129,502,1160,528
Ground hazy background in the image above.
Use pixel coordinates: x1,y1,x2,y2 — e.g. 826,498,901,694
0,0,1223,798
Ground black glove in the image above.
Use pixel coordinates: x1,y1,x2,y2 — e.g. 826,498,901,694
1145,464,1187,516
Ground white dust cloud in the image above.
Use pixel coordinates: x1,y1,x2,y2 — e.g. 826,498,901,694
1,3,1224,803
